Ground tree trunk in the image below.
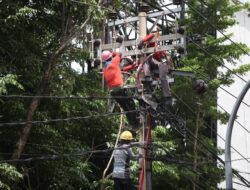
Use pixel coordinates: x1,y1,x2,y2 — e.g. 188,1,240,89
192,102,201,190
11,1,96,160
12,52,63,159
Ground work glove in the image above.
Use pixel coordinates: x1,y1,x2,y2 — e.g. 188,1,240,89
137,41,144,50
112,52,122,57
139,153,143,159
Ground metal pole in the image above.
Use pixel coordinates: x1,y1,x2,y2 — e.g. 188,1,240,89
138,10,147,190
225,80,250,190
145,116,152,190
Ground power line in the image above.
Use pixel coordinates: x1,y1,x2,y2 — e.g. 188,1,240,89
0,110,138,127
0,142,145,163
233,181,250,188
219,86,250,108
0,142,190,164
217,104,250,134
187,37,250,109
162,107,250,187
181,109,250,188
177,39,250,118
231,157,250,162
185,0,250,57
188,38,248,84
0,94,135,100
237,171,250,175
173,92,250,165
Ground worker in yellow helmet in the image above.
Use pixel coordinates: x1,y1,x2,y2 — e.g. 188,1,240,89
112,130,142,190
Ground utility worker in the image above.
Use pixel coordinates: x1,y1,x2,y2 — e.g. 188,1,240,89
137,26,173,108
112,130,141,190
102,50,139,130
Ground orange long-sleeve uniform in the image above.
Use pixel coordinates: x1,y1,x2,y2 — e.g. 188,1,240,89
140,33,167,61
103,52,123,89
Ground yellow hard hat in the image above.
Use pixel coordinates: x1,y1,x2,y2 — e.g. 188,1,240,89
120,131,133,140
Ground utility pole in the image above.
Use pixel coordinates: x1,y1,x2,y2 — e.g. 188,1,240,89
94,3,185,190
138,5,149,190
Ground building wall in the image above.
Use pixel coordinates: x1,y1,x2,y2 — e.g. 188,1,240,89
217,8,250,190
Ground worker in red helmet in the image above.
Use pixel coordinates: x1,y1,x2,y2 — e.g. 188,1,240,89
102,50,139,130
112,130,142,190
138,26,173,108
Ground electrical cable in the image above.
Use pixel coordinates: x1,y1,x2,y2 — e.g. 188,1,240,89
0,142,146,163
0,110,139,127
217,104,250,134
173,92,250,165
176,38,250,166
233,181,250,188
219,86,250,108
231,157,250,162
188,38,248,84
237,171,250,175
0,149,210,165
164,107,250,187
185,0,250,57
155,113,230,188
0,94,136,100
172,93,250,187
183,37,250,141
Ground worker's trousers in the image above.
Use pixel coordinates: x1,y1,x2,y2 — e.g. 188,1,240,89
111,88,139,129
113,178,135,190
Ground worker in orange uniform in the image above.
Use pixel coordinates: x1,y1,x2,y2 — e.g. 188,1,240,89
137,26,173,108
102,50,139,130
112,130,142,190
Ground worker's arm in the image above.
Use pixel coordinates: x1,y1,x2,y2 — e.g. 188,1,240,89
138,33,156,49
127,148,143,161
112,52,121,57
111,52,121,66
122,63,138,72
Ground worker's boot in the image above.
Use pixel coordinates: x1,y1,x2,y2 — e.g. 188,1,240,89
142,94,158,110
157,96,174,115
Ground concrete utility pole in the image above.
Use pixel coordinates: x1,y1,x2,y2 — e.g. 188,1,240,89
138,8,151,190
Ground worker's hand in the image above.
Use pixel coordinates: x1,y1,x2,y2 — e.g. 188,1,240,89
112,52,122,57
137,41,144,50
139,153,144,159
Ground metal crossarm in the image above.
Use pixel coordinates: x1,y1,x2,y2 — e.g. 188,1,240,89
169,70,196,78
107,7,182,26
123,45,181,56
102,34,183,50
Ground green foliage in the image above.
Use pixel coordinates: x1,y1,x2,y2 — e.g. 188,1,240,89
0,74,23,94
0,164,23,190
232,63,250,75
